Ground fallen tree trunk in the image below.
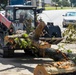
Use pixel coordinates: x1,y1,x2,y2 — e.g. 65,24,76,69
44,48,68,61
34,60,76,75
4,21,68,61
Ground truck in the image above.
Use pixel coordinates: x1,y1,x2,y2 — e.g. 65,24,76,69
8,0,25,5
9,0,45,7
8,0,45,13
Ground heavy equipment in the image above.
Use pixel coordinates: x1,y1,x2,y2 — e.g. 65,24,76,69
0,5,37,57
0,2,62,57
0,1,76,75
0,4,62,57
7,0,45,13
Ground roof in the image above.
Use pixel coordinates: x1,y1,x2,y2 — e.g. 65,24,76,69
6,5,36,8
44,0,52,4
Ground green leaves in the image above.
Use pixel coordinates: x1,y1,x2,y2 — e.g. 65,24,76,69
67,49,72,54
22,34,28,38
63,24,76,43
20,39,28,48
14,33,32,48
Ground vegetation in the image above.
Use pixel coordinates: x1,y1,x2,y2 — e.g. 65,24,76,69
70,0,76,6
14,33,32,48
45,6,75,10
53,0,76,7
54,0,70,7
63,25,76,43
0,0,76,7
0,0,76,10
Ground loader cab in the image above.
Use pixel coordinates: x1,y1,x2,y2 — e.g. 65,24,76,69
5,5,37,32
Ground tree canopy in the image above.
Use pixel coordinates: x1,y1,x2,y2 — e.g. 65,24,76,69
70,0,76,6
0,0,76,7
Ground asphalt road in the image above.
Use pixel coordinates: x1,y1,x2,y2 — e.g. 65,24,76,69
0,9,76,75
38,9,76,32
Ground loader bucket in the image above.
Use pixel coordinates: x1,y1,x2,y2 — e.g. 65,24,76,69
34,60,76,75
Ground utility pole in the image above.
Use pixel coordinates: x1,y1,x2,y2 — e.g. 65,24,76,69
7,0,9,5
39,0,42,8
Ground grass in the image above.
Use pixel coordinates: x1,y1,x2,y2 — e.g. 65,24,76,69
45,6,76,10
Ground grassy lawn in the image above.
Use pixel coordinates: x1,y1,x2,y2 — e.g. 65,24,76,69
45,6,76,10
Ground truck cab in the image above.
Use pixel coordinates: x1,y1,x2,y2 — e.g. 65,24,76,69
0,5,37,57
5,5,37,33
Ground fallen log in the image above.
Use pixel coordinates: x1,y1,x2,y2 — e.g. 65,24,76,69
4,21,68,61
39,37,63,44
34,60,76,75
28,21,67,60
44,48,68,61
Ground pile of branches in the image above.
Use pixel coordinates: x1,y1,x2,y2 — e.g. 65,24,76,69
5,32,34,49
63,25,76,43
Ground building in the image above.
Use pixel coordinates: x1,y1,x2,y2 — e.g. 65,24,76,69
44,0,52,4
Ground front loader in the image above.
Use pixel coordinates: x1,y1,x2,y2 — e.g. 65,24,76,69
0,5,62,57
0,5,37,57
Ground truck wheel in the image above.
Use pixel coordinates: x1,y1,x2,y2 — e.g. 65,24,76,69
0,45,14,58
0,31,14,58
24,48,32,54
2,47,9,58
3,47,14,58
6,43,14,57
0,33,9,57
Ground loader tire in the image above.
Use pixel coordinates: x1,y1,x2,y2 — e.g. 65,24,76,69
0,27,14,58
24,48,33,55
1,46,14,58
5,43,14,58
0,45,14,58
0,33,9,58
2,47,9,58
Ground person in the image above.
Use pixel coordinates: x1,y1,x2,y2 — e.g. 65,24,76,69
19,14,24,23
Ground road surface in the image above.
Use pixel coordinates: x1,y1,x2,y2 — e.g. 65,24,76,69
38,9,76,32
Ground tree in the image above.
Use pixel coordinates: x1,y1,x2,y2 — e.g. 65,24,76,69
0,0,8,9
53,0,59,3
62,0,70,7
52,0,70,7
0,0,7,4
70,0,76,3
70,0,76,6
